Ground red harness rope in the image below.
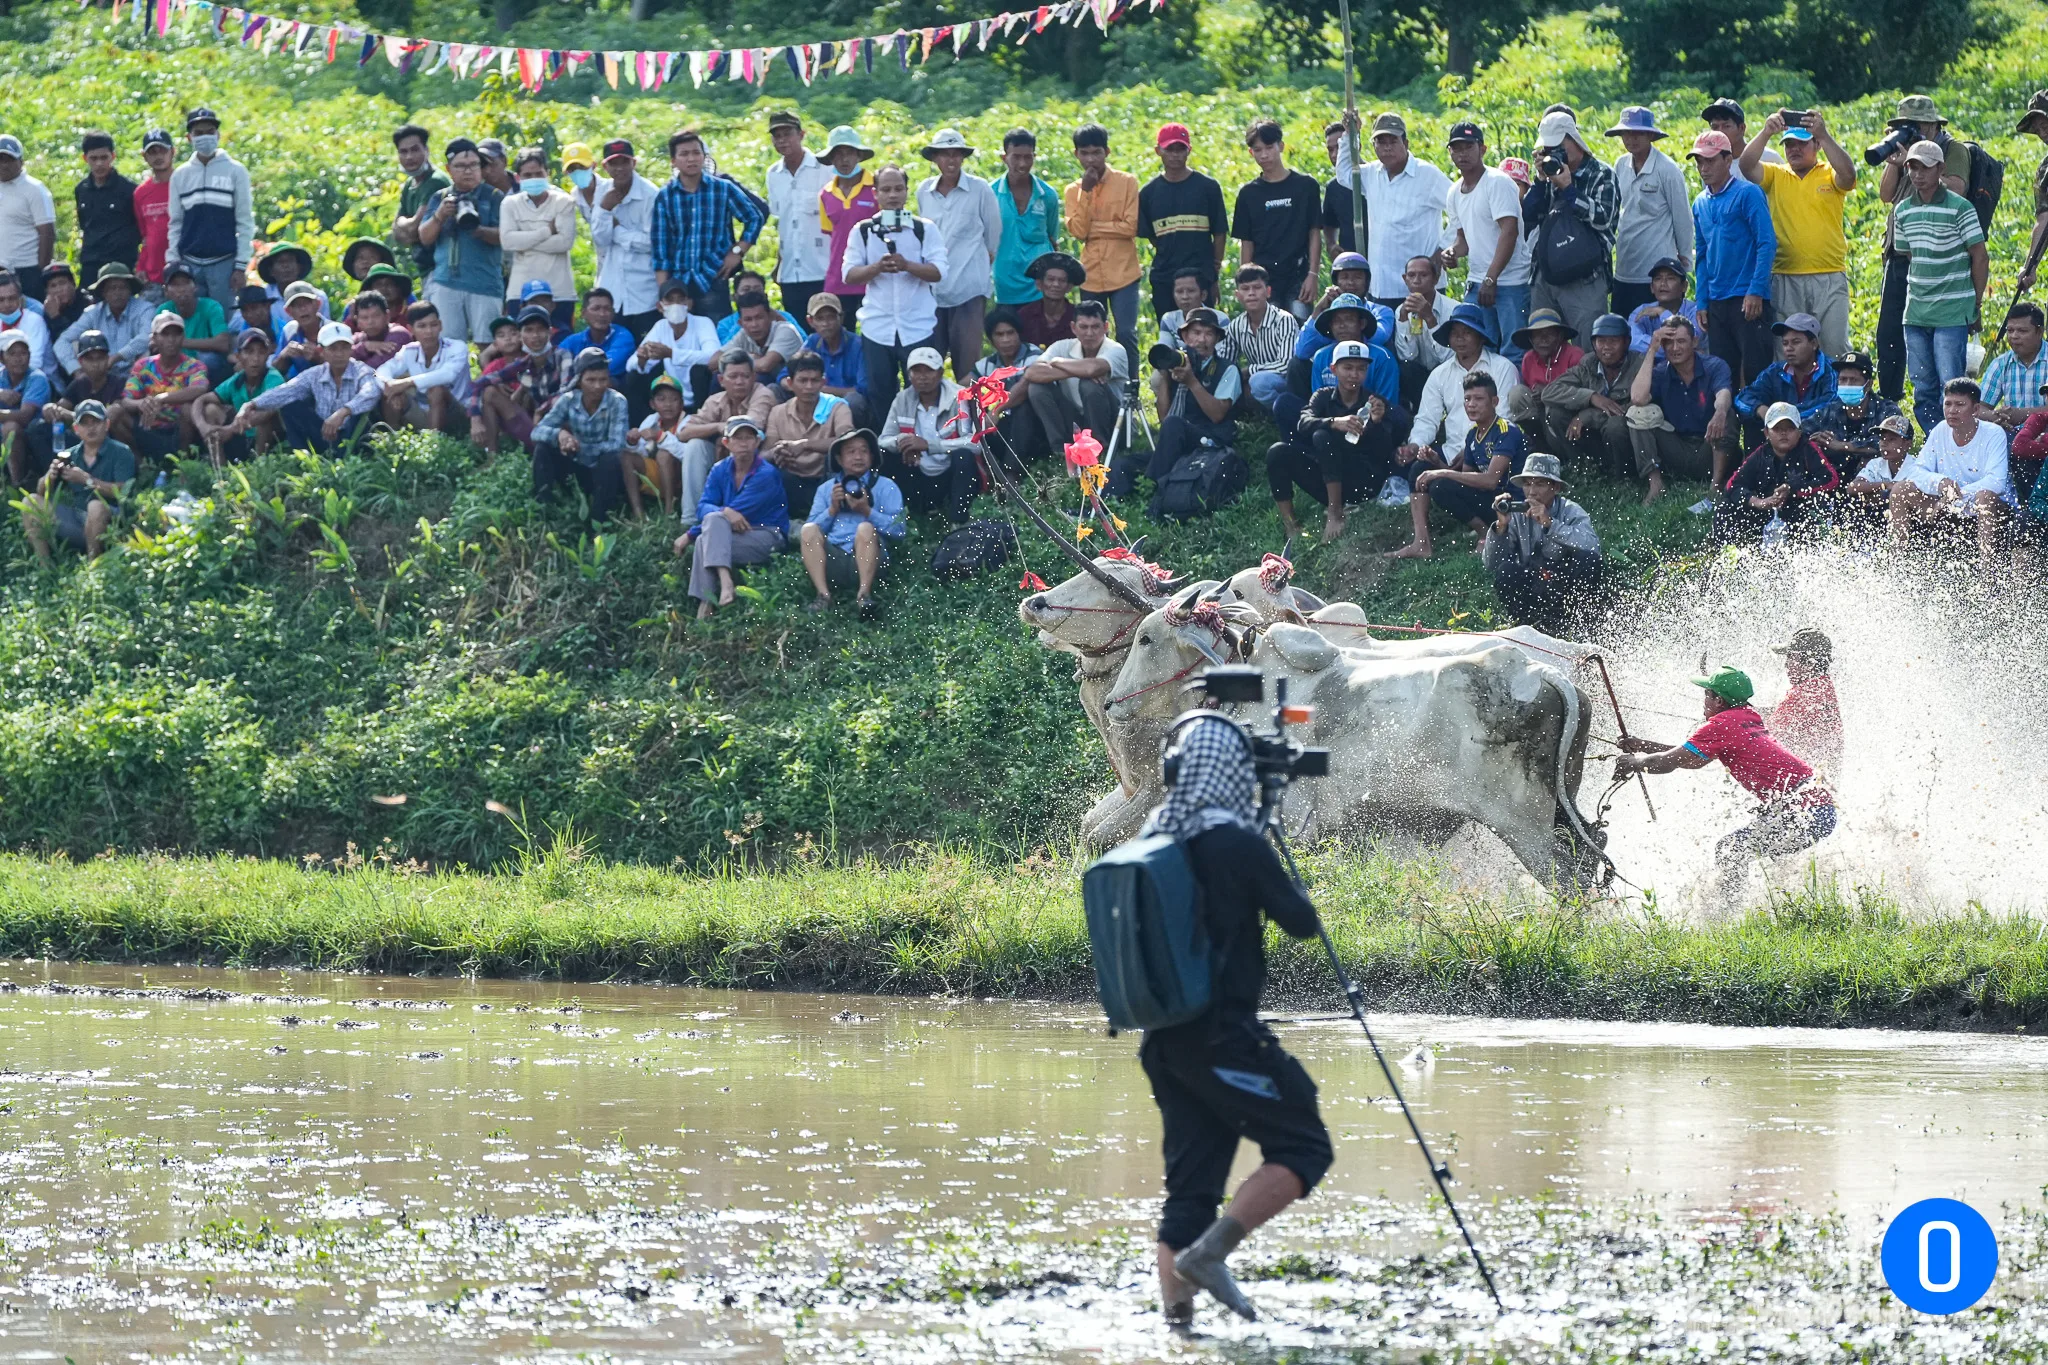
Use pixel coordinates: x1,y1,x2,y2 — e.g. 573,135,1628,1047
1105,658,1206,708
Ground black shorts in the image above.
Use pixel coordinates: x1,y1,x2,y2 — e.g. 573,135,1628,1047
1141,1016,1333,1249
1427,476,1507,527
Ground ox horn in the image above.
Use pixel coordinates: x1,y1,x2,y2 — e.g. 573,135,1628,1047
984,445,1152,614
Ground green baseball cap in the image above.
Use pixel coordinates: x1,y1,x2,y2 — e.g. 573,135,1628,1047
1690,666,1754,704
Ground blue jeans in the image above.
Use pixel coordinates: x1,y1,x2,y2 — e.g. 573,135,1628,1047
1467,280,1531,363
1248,368,1290,413
1903,324,1969,435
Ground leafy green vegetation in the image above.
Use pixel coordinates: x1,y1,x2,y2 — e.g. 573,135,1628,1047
4,848,2044,1028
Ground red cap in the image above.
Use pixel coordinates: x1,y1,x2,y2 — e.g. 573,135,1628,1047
1689,130,1732,159
1155,123,1192,151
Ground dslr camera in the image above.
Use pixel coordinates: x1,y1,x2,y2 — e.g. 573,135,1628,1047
451,192,482,232
1536,152,1566,179
1148,342,1186,372
839,475,870,503
1189,667,1330,787
1865,123,1920,167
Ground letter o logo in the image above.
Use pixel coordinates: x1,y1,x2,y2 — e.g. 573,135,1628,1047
1881,1199,1997,1314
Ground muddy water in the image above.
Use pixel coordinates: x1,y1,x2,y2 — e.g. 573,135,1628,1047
3,963,2045,1362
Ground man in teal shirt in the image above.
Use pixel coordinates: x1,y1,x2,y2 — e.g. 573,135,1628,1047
994,130,1063,307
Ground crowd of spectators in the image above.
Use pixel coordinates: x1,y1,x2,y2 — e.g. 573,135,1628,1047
2,93,2045,634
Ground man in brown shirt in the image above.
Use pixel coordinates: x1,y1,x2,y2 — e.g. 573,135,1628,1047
674,350,775,531
763,349,854,516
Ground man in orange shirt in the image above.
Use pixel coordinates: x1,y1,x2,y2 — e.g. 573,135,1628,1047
1064,124,1141,374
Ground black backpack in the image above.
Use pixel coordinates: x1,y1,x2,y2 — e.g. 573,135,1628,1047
930,518,1017,580
1537,203,1606,285
1148,445,1248,521
1963,142,2005,235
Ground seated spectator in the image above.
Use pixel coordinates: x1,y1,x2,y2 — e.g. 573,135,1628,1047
157,264,233,383
56,263,150,376
1626,258,1699,353
347,291,412,368
1225,263,1301,422
1113,307,1239,499
974,306,1044,463
230,322,379,457
799,291,870,428
562,288,635,380
359,264,415,320
1889,376,2012,569
1627,314,1735,504
475,313,522,371
255,241,329,338
19,328,126,484
675,414,789,619
624,374,691,518
227,284,276,360
272,282,329,379
0,273,53,381
1153,268,1206,346
714,270,802,344
799,427,904,619
118,313,211,460
1022,300,1126,465
0,328,50,476
1480,451,1603,635
879,346,979,525
36,265,86,374
341,237,398,288
195,329,282,462
1288,290,1396,411
376,302,470,438
672,351,776,531
730,287,804,383
1733,312,1839,445
1977,303,2048,504
1389,255,1460,407
2012,384,2048,511
1811,348,1902,478
1267,340,1410,543
473,307,575,451
1539,313,1641,476
1714,401,1840,543
1400,302,1520,467
510,280,569,343
1391,370,1527,560
977,306,1042,376
20,399,132,562
1017,252,1081,347
629,280,722,409
763,349,852,519
1505,308,1583,447
1836,411,1916,529
531,348,631,522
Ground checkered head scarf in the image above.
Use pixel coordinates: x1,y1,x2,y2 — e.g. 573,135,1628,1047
1143,713,1259,841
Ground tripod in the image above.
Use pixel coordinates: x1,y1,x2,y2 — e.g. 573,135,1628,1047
1102,376,1155,475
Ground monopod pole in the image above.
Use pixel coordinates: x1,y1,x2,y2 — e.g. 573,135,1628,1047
1263,824,1506,1314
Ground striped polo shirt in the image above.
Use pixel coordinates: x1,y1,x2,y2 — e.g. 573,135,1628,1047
1893,188,1984,329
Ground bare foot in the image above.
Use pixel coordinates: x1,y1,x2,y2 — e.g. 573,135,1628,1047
1320,513,1345,543
695,600,716,620
1384,541,1433,560
1641,473,1666,507
718,583,736,608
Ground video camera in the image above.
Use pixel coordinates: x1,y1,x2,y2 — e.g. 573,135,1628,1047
1183,667,1330,800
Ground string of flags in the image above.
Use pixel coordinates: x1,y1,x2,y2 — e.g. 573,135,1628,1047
102,0,1161,93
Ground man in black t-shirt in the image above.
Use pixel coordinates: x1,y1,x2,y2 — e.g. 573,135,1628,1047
1138,122,1229,316
1232,120,1323,319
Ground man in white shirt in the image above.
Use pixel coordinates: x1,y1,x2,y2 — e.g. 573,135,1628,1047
917,129,1003,383
1390,254,1461,401
1021,299,1128,458
1359,112,1451,312
1398,301,1521,457
0,136,54,304
376,299,471,435
591,139,660,338
843,164,948,424
1889,375,2012,568
763,112,833,326
879,345,980,525
1440,122,1531,364
627,280,723,408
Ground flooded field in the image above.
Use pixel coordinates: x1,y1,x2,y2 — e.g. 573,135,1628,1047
2,961,2045,1362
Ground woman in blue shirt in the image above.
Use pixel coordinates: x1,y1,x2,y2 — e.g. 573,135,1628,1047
676,413,789,618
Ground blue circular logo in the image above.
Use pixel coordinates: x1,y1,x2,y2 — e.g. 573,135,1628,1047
1880,1199,1998,1315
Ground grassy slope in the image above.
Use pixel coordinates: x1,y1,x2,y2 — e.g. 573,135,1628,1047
6,850,2046,1029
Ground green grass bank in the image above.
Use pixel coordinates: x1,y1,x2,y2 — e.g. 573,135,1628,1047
7,851,2045,1031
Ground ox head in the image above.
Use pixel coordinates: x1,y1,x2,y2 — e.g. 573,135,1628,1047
1019,552,1188,654
1221,553,1310,625
1101,588,1261,726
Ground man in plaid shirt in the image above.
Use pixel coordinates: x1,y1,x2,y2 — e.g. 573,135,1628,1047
472,306,575,451
1979,301,2048,434
532,347,631,522
651,130,765,325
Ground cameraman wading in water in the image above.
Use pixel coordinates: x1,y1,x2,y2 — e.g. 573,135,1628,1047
1141,713,1332,1323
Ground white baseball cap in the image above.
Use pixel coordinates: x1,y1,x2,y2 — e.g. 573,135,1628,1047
1763,400,1802,428
317,321,355,347
1329,340,1371,363
906,346,945,372
0,328,27,352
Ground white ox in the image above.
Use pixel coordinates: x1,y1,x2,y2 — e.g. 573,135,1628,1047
1100,602,1609,890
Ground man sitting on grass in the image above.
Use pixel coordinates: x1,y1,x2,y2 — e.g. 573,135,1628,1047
20,398,132,562
231,321,380,457
798,427,903,621
675,413,789,620
531,347,630,522
1887,376,2012,570
117,312,210,461
1389,369,1526,560
376,301,471,438
193,328,282,463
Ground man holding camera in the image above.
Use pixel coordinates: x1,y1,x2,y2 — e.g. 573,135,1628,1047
20,397,132,562
417,138,505,347
1139,710,1331,1325
1738,111,1856,358
798,427,904,620
1480,451,1601,636
1521,111,1619,352
842,165,948,425
1109,306,1239,500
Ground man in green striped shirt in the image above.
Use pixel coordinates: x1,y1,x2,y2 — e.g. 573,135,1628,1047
1892,139,1987,434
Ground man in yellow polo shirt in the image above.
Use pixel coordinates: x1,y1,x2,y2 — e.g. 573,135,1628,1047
1737,109,1856,357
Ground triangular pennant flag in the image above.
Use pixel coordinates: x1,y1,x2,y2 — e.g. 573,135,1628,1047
862,35,874,72
497,45,515,76
686,49,704,87
602,52,620,87
384,34,409,67
424,41,448,73
1031,6,1051,33
835,38,858,74
358,33,378,66
784,45,803,83
660,50,679,86
917,27,934,62
153,0,170,37
976,18,995,49
210,4,225,34
324,25,340,61
635,50,653,89
730,46,749,81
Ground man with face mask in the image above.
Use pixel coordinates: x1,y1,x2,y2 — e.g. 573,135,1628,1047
1811,349,1902,473
165,108,253,315
0,270,51,377
499,148,577,325
628,280,722,411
